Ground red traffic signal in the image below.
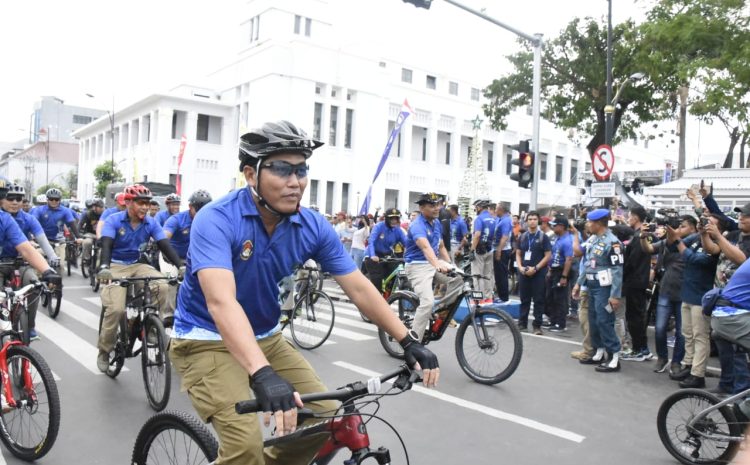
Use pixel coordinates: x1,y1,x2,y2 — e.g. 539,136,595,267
509,139,534,188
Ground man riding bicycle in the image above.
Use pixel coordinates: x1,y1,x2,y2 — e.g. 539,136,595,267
155,193,181,227
30,187,82,269
365,207,407,292
161,189,212,277
96,192,127,239
96,184,185,372
79,198,104,268
0,182,62,339
405,192,463,341
169,120,438,465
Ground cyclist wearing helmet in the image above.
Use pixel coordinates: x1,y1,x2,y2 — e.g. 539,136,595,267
364,207,407,291
155,193,181,227
96,184,185,372
470,197,496,300
148,199,160,217
79,198,104,267
161,189,212,276
96,192,127,238
0,180,62,306
30,187,82,270
169,121,438,465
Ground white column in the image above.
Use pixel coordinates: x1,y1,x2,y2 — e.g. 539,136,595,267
182,111,199,196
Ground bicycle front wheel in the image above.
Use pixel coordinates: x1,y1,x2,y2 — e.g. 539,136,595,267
131,410,218,465
656,388,742,465
47,289,62,319
378,293,418,360
455,305,523,385
290,290,335,350
0,344,61,461
142,314,171,411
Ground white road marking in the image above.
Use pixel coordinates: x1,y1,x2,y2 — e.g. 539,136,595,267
61,299,101,331
61,285,95,290
333,361,586,444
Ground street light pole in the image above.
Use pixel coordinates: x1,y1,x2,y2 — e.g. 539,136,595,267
604,0,613,146
86,94,116,182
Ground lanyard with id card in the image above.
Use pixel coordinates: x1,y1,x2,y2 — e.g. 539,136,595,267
524,231,539,262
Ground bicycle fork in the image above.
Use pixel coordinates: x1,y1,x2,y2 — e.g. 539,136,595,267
0,341,35,411
468,306,494,350
315,411,392,465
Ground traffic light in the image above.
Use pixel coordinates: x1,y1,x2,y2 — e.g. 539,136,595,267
509,140,534,189
402,0,432,9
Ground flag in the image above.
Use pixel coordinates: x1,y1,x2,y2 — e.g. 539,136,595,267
358,99,413,216
176,135,187,195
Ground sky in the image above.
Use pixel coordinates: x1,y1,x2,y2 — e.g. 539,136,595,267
0,0,728,166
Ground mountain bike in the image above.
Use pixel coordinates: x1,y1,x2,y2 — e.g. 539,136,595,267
0,259,52,342
39,270,63,319
98,276,177,411
279,264,335,350
84,240,101,292
0,283,61,460
359,257,412,324
64,238,80,277
131,365,420,465
378,268,523,385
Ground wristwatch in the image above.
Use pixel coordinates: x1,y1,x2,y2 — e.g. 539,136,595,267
399,330,420,349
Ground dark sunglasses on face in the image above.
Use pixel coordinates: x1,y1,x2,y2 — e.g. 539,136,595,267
48,198,61,202
6,196,23,202
261,161,309,179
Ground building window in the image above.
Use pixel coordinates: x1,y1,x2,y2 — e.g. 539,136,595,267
196,114,209,141
294,15,301,34
487,149,493,172
329,106,338,146
73,115,92,125
445,141,451,165
325,181,335,214
556,156,564,183
470,87,480,101
449,81,458,96
196,114,222,144
585,161,591,174
143,115,150,142
422,136,427,161
540,153,548,180
401,68,412,83
344,109,353,149
169,173,182,188
249,18,254,42
305,17,312,36
310,179,318,206
571,160,579,185
313,103,323,140
341,183,349,212
385,189,399,209
505,149,512,175
426,75,436,90
254,15,260,41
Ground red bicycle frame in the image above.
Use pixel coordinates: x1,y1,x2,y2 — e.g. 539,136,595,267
0,339,35,409
316,413,370,458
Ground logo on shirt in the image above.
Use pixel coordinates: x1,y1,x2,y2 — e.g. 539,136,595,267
182,228,190,235
240,240,254,260
118,227,126,236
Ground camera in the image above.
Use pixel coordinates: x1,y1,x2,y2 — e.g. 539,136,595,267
655,215,681,229
573,218,587,231
645,224,657,233
700,217,710,228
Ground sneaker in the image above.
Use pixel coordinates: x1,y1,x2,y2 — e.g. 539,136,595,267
541,321,553,328
625,349,654,362
28,329,40,341
653,358,670,373
619,349,636,360
679,375,706,389
548,324,566,333
570,350,593,360
97,350,110,373
533,328,543,336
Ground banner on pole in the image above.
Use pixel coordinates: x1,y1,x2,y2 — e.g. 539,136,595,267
176,135,187,195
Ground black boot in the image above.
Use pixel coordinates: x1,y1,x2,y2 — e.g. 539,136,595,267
679,375,705,389
669,365,692,381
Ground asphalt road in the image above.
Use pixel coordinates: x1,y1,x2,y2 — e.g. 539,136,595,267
0,269,717,465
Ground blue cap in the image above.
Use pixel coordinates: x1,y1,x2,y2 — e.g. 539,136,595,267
587,209,610,221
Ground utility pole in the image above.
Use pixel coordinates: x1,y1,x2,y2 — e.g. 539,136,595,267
677,86,688,178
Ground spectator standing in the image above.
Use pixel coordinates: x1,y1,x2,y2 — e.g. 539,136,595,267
350,216,370,271
546,215,574,332
448,204,468,262
470,198,495,301
621,206,654,362
515,211,551,335
493,203,513,302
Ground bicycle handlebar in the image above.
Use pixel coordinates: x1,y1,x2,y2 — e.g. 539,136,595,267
0,258,28,269
112,276,180,287
235,365,419,414
0,281,48,302
446,268,490,280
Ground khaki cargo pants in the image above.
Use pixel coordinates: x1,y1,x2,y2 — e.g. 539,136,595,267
170,333,338,465
97,263,173,353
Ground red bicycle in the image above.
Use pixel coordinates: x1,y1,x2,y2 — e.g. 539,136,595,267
131,365,420,465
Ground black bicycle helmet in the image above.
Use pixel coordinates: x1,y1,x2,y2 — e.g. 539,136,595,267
85,198,94,209
165,193,181,204
188,189,212,212
238,120,323,171
6,183,25,196
91,198,104,208
45,188,62,200
385,208,401,218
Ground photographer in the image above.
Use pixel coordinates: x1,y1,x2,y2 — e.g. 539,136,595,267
641,217,687,375
665,215,720,388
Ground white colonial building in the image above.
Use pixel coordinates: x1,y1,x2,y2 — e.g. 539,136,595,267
76,0,675,215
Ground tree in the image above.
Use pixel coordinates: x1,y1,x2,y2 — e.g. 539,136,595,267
36,183,68,198
65,169,78,198
93,161,124,198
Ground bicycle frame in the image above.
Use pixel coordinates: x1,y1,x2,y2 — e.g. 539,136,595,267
381,264,406,300
115,277,172,358
685,388,750,443
0,337,34,410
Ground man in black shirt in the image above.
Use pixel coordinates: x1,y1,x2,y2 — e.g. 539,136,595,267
622,206,654,362
515,211,551,334
80,198,104,268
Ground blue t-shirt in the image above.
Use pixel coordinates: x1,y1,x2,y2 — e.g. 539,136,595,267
155,210,173,227
30,205,75,241
366,221,407,257
493,213,513,251
449,217,468,244
550,232,573,268
101,211,166,264
0,211,29,257
716,259,750,314
174,187,357,339
404,215,442,263
676,233,719,305
100,207,120,222
163,210,192,259
1,211,44,258
473,211,495,250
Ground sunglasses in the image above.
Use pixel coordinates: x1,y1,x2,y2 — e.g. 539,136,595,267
261,161,309,179
48,198,61,202
5,196,23,202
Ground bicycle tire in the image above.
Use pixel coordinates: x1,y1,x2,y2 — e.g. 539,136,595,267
98,307,127,378
142,314,171,411
12,307,30,346
455,305,523,385
47,289,62,319
81,258,89,278
290,290,335,350
131,410,218,465
378,293,418,359
656,388,742,465
0,344,61,461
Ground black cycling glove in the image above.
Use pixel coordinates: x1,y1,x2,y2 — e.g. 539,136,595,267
41,269,62,287
251,366,297,412
400,331,439,370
